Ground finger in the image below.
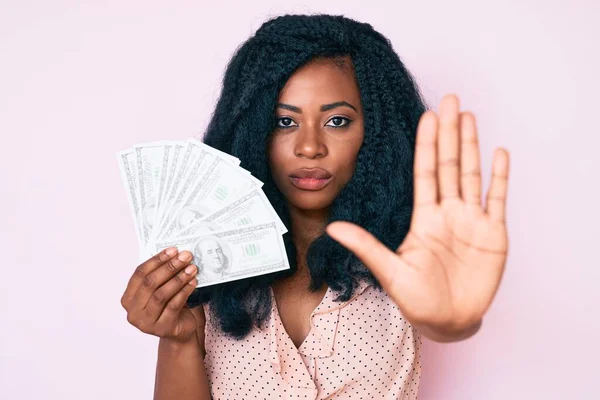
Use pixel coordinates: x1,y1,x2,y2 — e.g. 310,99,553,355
155,277,198,338
485,148,510,222
413,111,438,207
326,221,399,289
133,250,194,312
459,112,482,207
437,94,461,202
145,264,198,324
121,247,178,308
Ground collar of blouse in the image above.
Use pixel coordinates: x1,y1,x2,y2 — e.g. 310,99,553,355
265,278,373,371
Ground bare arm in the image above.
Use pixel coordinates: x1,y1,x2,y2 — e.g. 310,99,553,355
120,248,212,400
154,306,211,399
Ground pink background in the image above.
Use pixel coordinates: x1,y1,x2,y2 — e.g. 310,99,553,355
1,1,598,398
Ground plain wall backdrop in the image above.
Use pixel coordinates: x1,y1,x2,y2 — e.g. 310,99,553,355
1,0,598,398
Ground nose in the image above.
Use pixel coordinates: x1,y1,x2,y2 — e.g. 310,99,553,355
293,123,327,159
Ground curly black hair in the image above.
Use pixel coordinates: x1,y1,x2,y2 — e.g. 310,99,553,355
186,13,430,339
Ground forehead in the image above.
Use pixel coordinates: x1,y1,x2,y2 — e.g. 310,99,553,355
278,57,361,109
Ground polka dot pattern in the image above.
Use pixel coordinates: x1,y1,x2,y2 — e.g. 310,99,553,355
203,279,422,399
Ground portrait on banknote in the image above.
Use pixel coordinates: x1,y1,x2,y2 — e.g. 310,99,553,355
192,236,231,282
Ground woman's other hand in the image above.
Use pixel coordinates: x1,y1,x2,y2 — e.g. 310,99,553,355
327,94,510,339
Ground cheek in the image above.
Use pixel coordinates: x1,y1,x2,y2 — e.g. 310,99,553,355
339,133,364,177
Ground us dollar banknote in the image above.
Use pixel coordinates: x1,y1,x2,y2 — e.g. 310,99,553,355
158,156,262,240
118,138,289,279
155,222,290,287
172,187,286,238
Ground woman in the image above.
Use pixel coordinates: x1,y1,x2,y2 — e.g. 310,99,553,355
120,14,510,399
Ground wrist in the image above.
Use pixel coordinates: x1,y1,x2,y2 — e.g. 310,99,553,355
159,335,203,354
412,319,482,343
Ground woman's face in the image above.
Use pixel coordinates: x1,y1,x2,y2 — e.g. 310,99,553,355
267,57,364,212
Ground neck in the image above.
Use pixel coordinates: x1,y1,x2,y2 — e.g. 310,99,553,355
288,205,329,277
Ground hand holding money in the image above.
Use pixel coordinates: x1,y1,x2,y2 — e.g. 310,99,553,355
117,138,290,288
120,248,201,344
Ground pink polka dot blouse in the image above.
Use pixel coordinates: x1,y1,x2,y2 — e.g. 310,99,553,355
202,279,422,399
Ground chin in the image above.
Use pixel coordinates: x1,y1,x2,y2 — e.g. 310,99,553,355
286,189,338,211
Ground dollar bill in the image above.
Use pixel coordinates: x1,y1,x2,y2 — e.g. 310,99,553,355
118,138,290,276
152,143,173,240
117,149,143,247
155,222,290,287
154,139,243,234
158,156,262,240
172,187,287,238
134,141,166,247
187,137,240,167
154,141,186,235
154,148,215,239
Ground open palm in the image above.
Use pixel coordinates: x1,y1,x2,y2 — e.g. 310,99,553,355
327,94,510,334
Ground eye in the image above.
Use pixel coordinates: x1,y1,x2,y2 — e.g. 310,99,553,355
325,116,352,129
275,117,298,129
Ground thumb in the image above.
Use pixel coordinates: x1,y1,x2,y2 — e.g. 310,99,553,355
326,221,398,288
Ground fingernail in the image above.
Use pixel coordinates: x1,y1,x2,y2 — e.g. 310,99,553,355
185,264,196,274
178,251,191,262
188,278,197,286
165,247,177,256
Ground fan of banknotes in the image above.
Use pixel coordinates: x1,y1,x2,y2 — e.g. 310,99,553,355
117,138,290,288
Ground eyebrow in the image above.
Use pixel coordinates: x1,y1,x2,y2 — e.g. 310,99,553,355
276,101,357,113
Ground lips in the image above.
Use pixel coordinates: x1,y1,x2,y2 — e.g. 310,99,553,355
290,168,332,179
289,168,333,191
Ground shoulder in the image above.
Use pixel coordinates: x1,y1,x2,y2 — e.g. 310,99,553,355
349,283,420,333
351,284,396,313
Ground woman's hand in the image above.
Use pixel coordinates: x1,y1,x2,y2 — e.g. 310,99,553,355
120,248,202,344
327,94,510,337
